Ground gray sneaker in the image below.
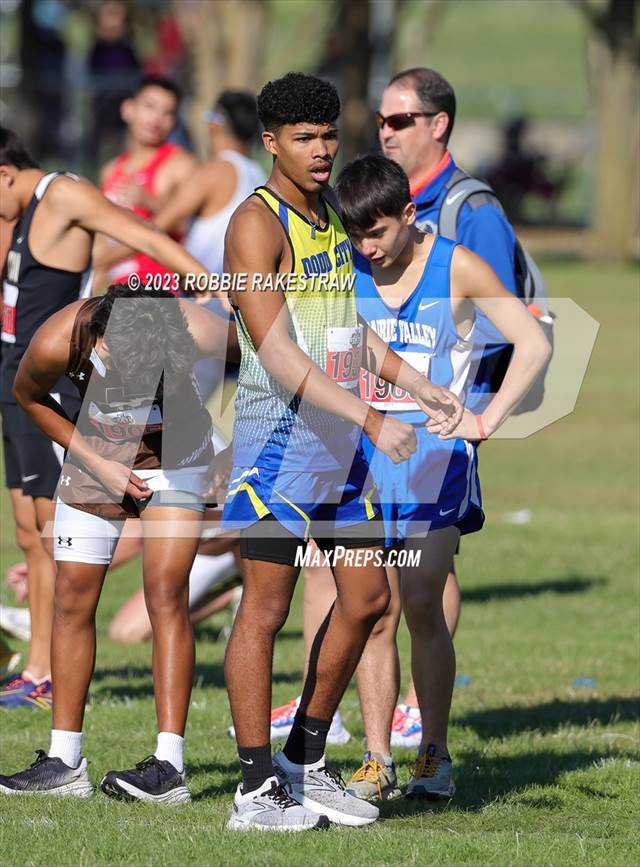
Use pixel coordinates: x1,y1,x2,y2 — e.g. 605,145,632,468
346,752,402,802
227,777,330,832
405,745,455,799
0,750,94,797
273,751,379,827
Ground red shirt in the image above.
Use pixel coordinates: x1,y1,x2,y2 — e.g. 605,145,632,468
102,142,182,288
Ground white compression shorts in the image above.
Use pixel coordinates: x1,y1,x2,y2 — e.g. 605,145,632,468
52,469,207,566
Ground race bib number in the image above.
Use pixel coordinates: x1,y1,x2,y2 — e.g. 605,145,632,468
326,326,363,389
360,350,431,411
88,401,163,442
1,282,18,344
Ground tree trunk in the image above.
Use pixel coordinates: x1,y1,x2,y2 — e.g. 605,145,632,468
322,0,371,163
589,28,640,260
173,0,267,159
578,0,640,261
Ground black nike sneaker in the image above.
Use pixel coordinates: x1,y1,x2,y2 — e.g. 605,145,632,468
0,749,93,797
100,755,191,804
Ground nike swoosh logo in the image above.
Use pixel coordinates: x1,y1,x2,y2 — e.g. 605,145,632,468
445,190,466,205
419,301,439,311
240,758,254,765
21,474,39,482
300,725,319,736
439,507,456,516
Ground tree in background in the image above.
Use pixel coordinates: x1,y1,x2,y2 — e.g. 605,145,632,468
318,0,371,163
574,0,639,261
173,0,267,158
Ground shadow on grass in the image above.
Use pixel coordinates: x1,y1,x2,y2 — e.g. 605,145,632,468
456,696,639,738
90,662,303,699
187,759,246,798
462,575,606,604
193,625,304,642
383,746,628,817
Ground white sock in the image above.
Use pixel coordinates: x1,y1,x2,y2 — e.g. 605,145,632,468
49,729,83,768
188,552,237,609
155,731,184,773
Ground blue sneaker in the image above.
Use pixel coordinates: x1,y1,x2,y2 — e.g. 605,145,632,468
0,678,52,710
0,674,36,706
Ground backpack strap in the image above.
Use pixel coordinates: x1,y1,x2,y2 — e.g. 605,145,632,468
438,170,501,240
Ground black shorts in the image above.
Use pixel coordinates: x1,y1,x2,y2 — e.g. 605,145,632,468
1,396,78,499
240,513,385,567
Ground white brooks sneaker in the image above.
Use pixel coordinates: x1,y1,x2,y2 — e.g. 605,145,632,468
227,776,329,832
0,605,31,643
273,751,379,827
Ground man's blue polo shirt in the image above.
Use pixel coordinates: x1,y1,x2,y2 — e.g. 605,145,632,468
412,152,518,406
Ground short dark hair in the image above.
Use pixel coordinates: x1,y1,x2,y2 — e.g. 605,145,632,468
257,73,340,132
388,67,456,143
216,90,260,143
0,126,39,169
335,155,411,236
90,284,196,394
133,75,181,105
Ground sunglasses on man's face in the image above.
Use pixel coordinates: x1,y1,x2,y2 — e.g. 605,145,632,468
375,111,438,131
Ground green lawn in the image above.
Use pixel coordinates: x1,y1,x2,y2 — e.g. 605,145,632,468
0,259,638,865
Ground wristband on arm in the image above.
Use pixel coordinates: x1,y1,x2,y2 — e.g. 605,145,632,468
475,414,488,441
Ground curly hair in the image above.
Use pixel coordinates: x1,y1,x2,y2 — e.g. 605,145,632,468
257,73,340,132
89,285,196,394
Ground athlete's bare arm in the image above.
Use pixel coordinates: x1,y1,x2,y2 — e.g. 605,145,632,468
153,158,239,234
153,164,211,232
225,200,417,463
146,149,197,215
92,151,198,271
51,176,208,278
13,304,151,500
179,298,240,362
434,246,551,439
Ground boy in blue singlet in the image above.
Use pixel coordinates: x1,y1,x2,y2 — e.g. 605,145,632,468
334,155,550,800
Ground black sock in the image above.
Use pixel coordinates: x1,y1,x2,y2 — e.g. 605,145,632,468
283,711,332,766
237,744,274,794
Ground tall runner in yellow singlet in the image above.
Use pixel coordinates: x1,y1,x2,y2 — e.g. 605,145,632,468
221,72,463,831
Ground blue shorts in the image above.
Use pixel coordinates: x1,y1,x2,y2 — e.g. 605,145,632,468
361,426,484,547
222,449,380,542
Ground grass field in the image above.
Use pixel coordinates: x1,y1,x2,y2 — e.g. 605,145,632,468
0,259,638,866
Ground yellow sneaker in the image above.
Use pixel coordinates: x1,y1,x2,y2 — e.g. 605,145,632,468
346,752,401,802
406,744,455,799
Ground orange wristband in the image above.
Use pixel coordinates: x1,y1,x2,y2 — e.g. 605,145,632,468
475,414,488,440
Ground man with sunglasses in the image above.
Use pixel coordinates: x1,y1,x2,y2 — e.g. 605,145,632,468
369,66,520,749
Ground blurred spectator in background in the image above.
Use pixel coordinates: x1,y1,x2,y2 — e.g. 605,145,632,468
20,0,67,161
152,90,265,399
93,76,196,291
89,0,141,165
155,91,265,276
482,116,568,225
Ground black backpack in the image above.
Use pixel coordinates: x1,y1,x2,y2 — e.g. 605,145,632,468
438,169,554,414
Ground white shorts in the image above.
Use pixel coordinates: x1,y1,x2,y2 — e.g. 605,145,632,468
53,501,125,565
53,466,209,565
